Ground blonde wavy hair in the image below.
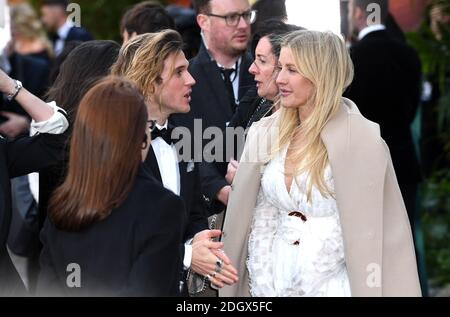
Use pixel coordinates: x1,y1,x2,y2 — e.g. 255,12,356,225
272,30,354,201
10,3,53,56
111,29,184,103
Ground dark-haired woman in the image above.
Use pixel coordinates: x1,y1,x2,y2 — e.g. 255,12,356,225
39,40,120,229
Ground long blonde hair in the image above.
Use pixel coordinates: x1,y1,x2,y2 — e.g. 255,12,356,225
273,30,354,201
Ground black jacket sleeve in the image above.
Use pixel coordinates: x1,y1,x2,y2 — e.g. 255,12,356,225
184,163,209,240
125,194,186,297
6,133,66,179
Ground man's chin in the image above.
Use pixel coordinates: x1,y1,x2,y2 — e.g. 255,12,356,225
230,44,248,56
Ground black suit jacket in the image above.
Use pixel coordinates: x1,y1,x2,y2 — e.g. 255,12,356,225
37,165,185,297
66,26,93,43
174,43,255,214
144,140,208,242
50,26,93,52
344,30,422,184
0,133,67,296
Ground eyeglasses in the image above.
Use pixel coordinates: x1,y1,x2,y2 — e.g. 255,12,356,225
205,10,257,27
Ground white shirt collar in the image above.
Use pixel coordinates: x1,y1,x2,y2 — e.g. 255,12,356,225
58,20,74,40
358,24,386,40
155,120,168,130
216,57,241,72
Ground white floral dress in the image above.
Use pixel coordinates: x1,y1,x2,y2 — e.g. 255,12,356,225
247,148,352,297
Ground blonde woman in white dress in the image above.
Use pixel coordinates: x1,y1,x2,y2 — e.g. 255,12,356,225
219,30,421,297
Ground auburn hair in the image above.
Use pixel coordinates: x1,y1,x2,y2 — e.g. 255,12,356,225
49,76,148,231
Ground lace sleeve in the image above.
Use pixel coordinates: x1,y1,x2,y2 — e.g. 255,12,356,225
247,188,278,297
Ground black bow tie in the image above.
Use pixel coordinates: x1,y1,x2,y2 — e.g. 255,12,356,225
151,127,173,145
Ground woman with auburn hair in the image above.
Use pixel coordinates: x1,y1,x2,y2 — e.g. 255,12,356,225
220,30,421,297
111,30,238,294
38,77,185,297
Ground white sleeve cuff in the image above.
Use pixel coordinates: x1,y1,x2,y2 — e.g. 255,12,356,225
30,101,69,136
183,242,193,269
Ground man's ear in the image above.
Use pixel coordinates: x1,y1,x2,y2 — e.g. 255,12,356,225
354,6,365,25
197,14,209,32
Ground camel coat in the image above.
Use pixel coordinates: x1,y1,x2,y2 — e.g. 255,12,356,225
219,98,421,297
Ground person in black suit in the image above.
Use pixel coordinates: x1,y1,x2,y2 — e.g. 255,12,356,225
40,0,93,56
111,30,238,293
345,0,422,231
0,67,69,296
181,0,256,214
38,77,184,297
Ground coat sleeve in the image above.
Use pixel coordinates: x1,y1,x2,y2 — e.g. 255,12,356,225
199,161,229,216
124,195,186,296
6,133,67,179
381,141,421,296
184,163,209,240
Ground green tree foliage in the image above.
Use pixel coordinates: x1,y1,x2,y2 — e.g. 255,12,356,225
407,0,450,291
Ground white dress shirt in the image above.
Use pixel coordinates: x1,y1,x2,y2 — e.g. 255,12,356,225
30,102,70,203
152,121,193,268
216,57,242,106
152,121,180,195
55,20,74,56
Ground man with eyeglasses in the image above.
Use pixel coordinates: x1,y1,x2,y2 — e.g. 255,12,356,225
178,0,256,217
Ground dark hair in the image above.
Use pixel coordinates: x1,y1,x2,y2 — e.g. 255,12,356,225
47,40,120,125
251,19,304,58
49,77,148,231
120,1,176,36
41,0,68,9
252,0,287,20
353,0,389,24
192,0,211,14
48,40,83,84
